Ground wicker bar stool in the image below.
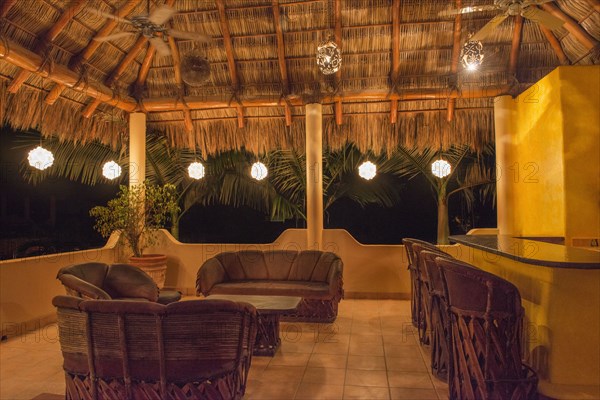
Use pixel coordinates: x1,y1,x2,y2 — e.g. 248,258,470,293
403,238,442,344
418,248,455,381
53,295,258,400
436,258,538,400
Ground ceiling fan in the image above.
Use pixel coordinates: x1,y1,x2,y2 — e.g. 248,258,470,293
439,0,565,42
87,4,210,57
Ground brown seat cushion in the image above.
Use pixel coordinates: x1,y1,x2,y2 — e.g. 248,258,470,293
211,280,331,299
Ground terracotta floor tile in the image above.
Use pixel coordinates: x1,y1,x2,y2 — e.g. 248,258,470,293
308,353,348,369
295,383,345,399
346,355,386,371
302,367,346,385
245,381,300,399
345,369,389,388
384,344,423,358
387,371,434,389
349,341,385,357
270,351,311,367
343,385,391,400
389,387,439,400
385,356,428,372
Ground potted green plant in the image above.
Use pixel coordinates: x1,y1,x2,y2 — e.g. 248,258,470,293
90,182,180,288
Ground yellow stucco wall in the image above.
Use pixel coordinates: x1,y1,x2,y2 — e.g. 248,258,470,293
559,67,600,244
495,66,600,241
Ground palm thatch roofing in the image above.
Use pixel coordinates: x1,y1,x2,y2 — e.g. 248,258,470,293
0,0,598,156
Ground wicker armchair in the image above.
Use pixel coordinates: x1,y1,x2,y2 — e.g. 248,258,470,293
417,248,454,381
402,238,442,344
53,295,258,400
57,262,181,304
436,257,538,400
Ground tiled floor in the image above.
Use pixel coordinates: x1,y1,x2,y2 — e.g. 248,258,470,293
0,299,448,400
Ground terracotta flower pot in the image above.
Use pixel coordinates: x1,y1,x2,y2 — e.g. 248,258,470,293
129,254,168,289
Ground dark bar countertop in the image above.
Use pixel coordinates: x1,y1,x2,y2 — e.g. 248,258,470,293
450,235,600,269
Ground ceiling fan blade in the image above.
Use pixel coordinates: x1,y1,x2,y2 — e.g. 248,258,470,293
85,7,132,25
93,32,136,42
166,29,211,42
471,13,509,41
521,7,565,30
438,5,499,17
148,5,176,25
149,36,171,57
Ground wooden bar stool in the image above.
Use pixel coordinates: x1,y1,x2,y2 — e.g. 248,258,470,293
437,257,538,400
418,249,454,381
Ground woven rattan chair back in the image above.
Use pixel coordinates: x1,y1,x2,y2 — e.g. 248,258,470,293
419,249,454,380
402,238,439,330
54,295,258,400
436,258,538,400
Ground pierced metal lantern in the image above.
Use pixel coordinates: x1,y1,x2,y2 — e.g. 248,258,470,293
251,162,268,181
461,40,484,71
188,161,205,180
316,38,342,75
102,160,122,180
358,161,377,180
431,159,452,178
28,146,54,170
181,53,211,86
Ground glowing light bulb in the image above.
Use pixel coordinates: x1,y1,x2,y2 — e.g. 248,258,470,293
431,159,452,178
188,162,205,179
102,161,121,180
251,162,268,181
358,161,377,180
28,146,54,170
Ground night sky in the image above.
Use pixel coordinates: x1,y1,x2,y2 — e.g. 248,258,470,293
1,127,496,259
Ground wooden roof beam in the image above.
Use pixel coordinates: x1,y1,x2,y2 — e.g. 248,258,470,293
136,45,156,88
334,0,343,125
45,0,141,105
140,86,511,112
168,36,193,133
390,0,401,124
539,24,570,65
216,0,244,128
8,0,87,94
0,35,136,111
446,0,462,122
272,0,292,126
82,36,148,118
541,3,598,50
509,15,523,76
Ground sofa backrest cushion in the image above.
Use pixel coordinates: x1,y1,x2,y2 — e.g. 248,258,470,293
57,262,109,288
104,264,159,302
214,250,340,282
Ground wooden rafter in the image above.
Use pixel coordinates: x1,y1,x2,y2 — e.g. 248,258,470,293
541,3,598,50
334,0,343,126
139,86,511,112
539,25,570,65
45,0,141,105
8,0,87,94
136,45,156,88
82,36,148,118
0,35,137,111
509,15,523,76
0,0,18,18
390,0,401,124
446,0,462,122
216,0,244,128
168,36,193,133
272,0,292,126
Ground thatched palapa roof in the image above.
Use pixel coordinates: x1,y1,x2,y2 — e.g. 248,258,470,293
0,0,598,155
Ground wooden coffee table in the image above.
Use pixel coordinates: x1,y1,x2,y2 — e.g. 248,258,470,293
206,294,301,356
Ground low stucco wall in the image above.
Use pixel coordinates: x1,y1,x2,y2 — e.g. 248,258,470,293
1,228,463,338
0,235,119,338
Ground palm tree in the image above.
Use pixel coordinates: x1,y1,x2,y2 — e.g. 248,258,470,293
18,132,404,239
389,144,496,244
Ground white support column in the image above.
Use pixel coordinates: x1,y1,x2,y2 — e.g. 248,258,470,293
305,103,323,250
129,112,146,187
494,95,515,235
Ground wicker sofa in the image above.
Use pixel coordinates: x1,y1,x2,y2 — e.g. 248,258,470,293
196,250,344,323
53,295,257,400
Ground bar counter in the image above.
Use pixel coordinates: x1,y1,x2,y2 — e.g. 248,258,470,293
451,235,600,399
